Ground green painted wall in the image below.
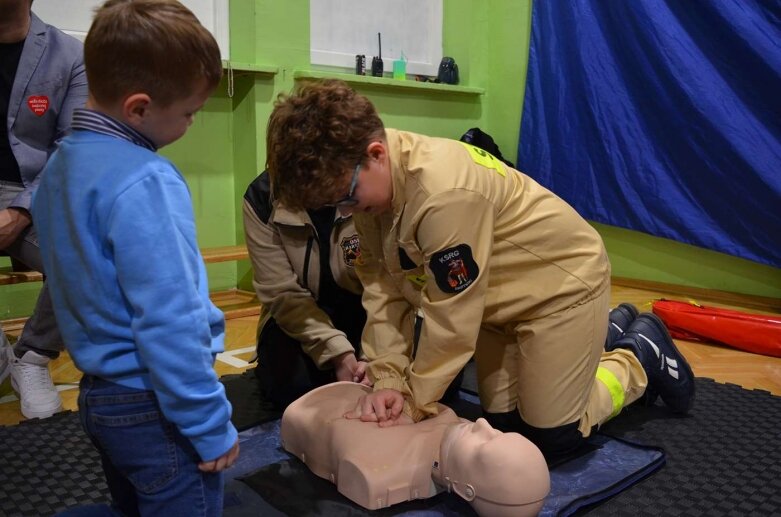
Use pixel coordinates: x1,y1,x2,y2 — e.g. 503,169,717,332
2,0,777,320
214,0,781,300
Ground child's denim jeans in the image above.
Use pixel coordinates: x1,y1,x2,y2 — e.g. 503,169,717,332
62,375,224,516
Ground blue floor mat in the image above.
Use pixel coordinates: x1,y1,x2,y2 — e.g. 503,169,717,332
223,403,664,517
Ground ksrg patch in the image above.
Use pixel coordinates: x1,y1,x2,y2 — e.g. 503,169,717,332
430,244,479,293
340,234,361,267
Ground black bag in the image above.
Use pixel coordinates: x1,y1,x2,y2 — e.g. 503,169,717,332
460,128,515,168
436,57,459,85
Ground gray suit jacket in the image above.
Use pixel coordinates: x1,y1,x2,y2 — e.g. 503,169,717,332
6,12,87,211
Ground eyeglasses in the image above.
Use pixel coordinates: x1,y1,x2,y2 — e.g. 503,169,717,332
327,162,361,207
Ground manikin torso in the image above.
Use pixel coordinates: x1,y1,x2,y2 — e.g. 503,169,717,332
280,382,550,516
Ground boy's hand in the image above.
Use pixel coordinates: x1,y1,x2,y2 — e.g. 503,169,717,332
332,352,371,385
0,208,32,249
198,439,240,473
344,388,410,427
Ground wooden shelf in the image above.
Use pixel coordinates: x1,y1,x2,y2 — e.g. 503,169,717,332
1,288,260,334
209,288,260,320
0,245,249,287
0,267,43,286
201,244,249,264
293,70,485,96
1,245,255,325
222,61,278,75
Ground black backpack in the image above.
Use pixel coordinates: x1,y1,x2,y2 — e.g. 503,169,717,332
436,57,459,85
459,128,515,168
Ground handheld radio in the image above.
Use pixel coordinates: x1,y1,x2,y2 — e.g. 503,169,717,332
371,32,383,77
355,54,366,75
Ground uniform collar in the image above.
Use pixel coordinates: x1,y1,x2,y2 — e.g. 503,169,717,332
271,203,310,226
271,202,351,227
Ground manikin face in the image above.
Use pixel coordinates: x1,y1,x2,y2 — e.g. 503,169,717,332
335,142,394,216
442,418,503,469
136,81,211,148
440,418,550,515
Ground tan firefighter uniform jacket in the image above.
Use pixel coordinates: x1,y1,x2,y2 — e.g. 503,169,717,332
354,129,612,422
244,172,364,367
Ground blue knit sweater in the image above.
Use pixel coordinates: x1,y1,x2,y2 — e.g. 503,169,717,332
32,129,237,460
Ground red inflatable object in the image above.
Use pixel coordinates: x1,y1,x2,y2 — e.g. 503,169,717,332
652,299,781,357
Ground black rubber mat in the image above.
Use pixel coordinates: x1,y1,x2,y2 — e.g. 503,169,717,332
221,370,282,431
0,373,276,516
1,376,779,516
0,410,108,516
591,379,781,516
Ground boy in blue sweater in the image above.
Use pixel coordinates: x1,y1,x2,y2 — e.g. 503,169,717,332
32,1,238,514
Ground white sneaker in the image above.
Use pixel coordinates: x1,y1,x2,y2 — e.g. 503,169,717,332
7,347,63,419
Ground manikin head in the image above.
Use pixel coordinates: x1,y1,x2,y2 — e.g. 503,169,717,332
438,418,550,516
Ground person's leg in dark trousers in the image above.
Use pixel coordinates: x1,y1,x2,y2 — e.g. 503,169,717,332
255,319,335,409
0,184,63,418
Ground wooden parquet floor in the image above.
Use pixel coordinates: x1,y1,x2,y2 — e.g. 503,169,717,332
1,283,779,426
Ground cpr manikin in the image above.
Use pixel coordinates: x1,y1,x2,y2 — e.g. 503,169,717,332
280,382,550,516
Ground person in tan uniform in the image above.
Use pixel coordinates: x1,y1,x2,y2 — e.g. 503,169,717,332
264,79,695,459
243,170,369,408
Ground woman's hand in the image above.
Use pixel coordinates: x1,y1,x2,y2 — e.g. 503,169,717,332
332,352,371,385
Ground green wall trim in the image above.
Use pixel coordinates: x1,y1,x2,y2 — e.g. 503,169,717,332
223,61,278,75
293,70,485,95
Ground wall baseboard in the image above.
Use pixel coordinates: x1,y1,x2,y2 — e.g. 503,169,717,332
612,276,781,313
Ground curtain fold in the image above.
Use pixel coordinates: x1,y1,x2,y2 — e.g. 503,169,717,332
517,0,781,268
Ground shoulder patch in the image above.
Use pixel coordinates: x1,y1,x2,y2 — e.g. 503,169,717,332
429,244,479,294
340,234,361,268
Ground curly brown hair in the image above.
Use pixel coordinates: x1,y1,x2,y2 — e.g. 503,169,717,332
85,0,222,107
266,80,385,210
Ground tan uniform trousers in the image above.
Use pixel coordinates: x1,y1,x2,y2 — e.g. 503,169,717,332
474,286,647,436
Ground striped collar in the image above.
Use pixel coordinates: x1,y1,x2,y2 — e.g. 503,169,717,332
71,108,157,152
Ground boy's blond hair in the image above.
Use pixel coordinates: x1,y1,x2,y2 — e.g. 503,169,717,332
85,0,222,107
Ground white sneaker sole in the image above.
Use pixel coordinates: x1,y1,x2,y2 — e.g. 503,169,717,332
11,377,64,419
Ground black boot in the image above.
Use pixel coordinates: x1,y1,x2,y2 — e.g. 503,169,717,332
612,313,695,413
604,303,639,351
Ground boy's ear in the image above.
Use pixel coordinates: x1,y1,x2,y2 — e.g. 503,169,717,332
122,93,152,126
366,141,387,162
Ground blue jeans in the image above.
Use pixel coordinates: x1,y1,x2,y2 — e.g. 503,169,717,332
64,375,224,516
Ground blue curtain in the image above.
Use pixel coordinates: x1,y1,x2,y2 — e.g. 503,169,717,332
517,0,781,268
